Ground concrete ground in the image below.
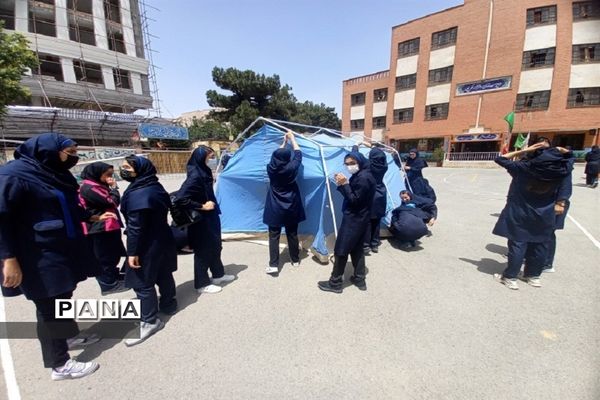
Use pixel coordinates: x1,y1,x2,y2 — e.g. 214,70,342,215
1,165,599,400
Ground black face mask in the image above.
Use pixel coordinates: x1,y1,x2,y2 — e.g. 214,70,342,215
61,154,79,170
119,167,136,182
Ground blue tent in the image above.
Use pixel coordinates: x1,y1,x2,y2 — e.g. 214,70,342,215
216,121,406,257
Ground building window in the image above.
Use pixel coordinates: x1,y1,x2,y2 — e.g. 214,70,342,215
398,38,420,58
428,66,453,85
373,88,388,102
522,47,555,69
567,87,600,107
33,54,63,81
372,117,386,129
573,2,600,20
0,2,16,30
108,31,126,54
515,91,551,111
67,0,93,14
29,8,56,37
104,0,121,23
113,68,131,89
526,6,557,26
395,73,417,91
350,119,365,131
73,60,104,85
351,92,366,106
431,27,457,49
425,103,449,120
393,108,414,124
572,43,599,63
69,22,96,46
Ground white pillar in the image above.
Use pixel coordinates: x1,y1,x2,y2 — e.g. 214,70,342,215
92,0,108,50
130,72,142,94
102,65,116,90
14,0,28,32
119,0,137,56
55,0,70,41
61,58,77,83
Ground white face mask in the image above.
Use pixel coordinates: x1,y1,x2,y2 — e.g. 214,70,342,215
206,158,217,169
346,164,359,174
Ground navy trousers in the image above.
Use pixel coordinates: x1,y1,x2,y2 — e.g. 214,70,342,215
503,240,549,279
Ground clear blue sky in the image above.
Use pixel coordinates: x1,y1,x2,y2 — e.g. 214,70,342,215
146,0,463,118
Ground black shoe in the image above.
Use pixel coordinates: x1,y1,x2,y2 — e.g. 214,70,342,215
350,276,367,291
371,246,379,254
318,280,343,294
159,299,178,316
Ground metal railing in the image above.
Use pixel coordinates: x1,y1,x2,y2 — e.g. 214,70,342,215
447,152,499,161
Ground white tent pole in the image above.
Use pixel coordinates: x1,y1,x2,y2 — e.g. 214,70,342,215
215,116,266,177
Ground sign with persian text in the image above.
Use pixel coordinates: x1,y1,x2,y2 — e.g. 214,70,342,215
138,123,189,140
456,76,512,96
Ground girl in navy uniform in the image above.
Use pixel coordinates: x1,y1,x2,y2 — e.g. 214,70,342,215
404,149,436,202
318,151,376,293
79,162,129,295
263,131,306,275
359,144,388,254
175,146,235,294
119,155,177,346
0,133,106,380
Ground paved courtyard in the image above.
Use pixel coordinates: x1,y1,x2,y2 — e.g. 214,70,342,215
1,165,599,400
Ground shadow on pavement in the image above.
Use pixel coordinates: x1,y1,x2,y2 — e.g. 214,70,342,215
485,243,508,257
459,257,505,275
489,213,501,217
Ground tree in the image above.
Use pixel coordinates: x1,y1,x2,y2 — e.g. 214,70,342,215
206,67,340,133
0,22,38,118
187,118,231,142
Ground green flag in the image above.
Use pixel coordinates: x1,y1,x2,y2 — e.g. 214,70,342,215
514,132,530,150
504,111,515,133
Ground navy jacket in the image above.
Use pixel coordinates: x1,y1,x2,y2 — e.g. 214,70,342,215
493,149,573,242
334,152,376,255
0,133,98,300
121,156,177,288
354,146,388,219
176,147,220,214
263,148,306,227
584,148,600,176
390,207,429,242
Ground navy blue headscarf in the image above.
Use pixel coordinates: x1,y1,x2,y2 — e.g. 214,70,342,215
121,156,169,214
187,146,214,182
81,161,112,184
267,148,297,185
6,132,79,192
526,148,571,182
368,147,388,183
345,151,370,171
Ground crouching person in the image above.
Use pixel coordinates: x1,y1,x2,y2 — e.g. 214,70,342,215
318,151,375,293
389,190,432,248
119,156,177,346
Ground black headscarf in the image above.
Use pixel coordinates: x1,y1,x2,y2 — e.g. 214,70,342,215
267,148,297,185
80,162,113,184
120,155,168,215
368,147,388,183
526,148,571,181
5,132,79,192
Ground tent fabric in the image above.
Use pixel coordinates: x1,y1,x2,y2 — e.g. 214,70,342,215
216,124,406,256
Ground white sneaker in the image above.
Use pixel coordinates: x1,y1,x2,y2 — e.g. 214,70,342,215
520,276,542,288
290,261,300,267
494,273,519,290
51,359,99,381
67,333,101,350
265,266,278,274
542,266,555,273
197,284,222,294
211,274,235,284
124,318,165,347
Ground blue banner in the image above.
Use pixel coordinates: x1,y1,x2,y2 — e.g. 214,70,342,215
138,123,189,140
456,76,512,96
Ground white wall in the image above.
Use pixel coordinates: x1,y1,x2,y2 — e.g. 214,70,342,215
55,0,70,40
518,68,554,93
394,89,416,109
350,105,365,120
524,25,556,51
131,71,143,94
395,55,418,76
120,0,137,56
60,58,77,83
570,64,600,88
15,0,28,32
572,20,600,45
425,83,451,105
428,46,455,70
92,0,108,50
101,65,115,90
371,129,384,142
372,102,387,117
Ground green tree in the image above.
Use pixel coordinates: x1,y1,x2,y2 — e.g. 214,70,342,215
0,22,38,118
206,67,340,133
291,101,341,130
187,118,231,141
